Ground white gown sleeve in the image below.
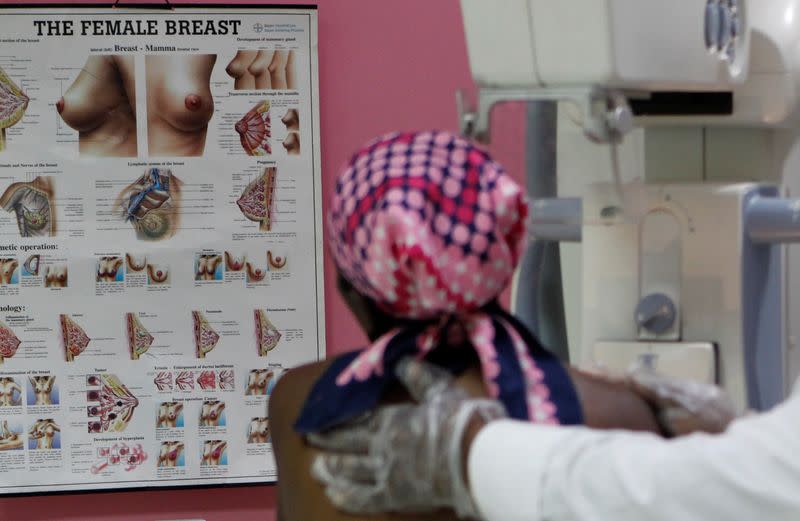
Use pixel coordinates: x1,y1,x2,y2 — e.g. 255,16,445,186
469,386,800,521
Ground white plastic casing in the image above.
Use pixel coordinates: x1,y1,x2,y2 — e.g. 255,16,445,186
460,0,749,91
637,0,800,126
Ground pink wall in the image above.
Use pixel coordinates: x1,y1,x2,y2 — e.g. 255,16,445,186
0,1,524,519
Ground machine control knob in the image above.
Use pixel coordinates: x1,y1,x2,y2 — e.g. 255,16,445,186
635,293,676,335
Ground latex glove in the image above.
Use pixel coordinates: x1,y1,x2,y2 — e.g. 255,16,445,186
627,368,738,436
307,357,507,519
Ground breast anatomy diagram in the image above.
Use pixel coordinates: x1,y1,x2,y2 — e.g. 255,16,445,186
0,7,323,495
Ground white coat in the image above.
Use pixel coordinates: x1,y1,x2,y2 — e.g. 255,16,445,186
469,381,800,521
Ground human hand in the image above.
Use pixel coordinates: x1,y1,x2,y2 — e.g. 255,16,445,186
307,357,507,519
627,368,738,436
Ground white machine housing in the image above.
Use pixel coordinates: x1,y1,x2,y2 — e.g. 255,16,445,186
460,0,749,90
460,0,800,411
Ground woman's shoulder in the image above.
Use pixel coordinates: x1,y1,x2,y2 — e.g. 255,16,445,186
271,357,338,425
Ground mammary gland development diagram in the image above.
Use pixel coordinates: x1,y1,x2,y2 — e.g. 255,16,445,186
237,167,276,232
235,100,271,156
126,313,154,360
0,320,21,365
60,314,90,362
225,50,296,90
0,177,56,238
87,374,139,433
57,55,137,158
254,309,281,357
0,66,29,152
116,168,182,242
192,311,220,359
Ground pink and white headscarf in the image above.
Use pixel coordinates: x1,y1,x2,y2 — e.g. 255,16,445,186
295,131,583,433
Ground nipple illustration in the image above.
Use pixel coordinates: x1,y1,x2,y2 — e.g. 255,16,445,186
60,315,90,362
237,167,276,232
184,94,202,111
235,100,271,156
0,66,29,152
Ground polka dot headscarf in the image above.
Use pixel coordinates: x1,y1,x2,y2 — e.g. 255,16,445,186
328,130,528,319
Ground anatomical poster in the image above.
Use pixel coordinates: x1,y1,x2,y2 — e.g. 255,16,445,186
0,6,324,494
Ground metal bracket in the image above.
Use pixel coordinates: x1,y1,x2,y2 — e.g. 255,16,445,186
457,86,634,144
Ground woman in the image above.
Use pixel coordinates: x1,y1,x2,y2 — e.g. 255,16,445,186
270,131,665,521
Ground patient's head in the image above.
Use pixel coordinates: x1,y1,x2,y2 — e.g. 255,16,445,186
328,131,528,339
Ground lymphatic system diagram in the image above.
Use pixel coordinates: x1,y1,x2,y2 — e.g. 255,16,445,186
126,313,154,360
0,177,56,238
60,315,90,362
116,168,182,241
0,66,29,152
254,310,281,357
0,320,21,365
237,167,276,232
192,311,219,359
235,100,271,155
87,374,139,433
91,443,147,474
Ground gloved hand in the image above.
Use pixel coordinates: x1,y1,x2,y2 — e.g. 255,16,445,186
307,357,507,519
627,368,738,436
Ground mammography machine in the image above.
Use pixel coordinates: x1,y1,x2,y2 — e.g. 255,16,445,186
459,0,800,411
